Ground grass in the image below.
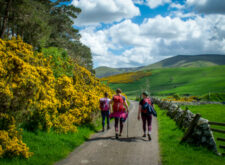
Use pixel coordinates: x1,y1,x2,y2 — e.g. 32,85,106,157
156,105,225,165
181,104,225,154
0,119,102,165
180,104,225,123
107,65,225,97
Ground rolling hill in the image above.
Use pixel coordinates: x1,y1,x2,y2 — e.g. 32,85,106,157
95,54,225,78
95,66,143,78
103,66,225,97
141,54,225,70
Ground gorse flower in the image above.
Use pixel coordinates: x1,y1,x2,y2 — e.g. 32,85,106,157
0,37,114,158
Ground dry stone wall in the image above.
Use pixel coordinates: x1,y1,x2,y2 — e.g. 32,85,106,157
153,97,218,153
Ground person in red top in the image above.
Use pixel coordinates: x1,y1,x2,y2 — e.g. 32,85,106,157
138,91,154,141
110,88,129,139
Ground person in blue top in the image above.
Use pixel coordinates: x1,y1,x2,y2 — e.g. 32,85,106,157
138,91,154,141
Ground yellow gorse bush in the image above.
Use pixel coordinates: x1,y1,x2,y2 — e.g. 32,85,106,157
0,38,113,158
0,113,32,158
162,96,198,102
101,71,152,84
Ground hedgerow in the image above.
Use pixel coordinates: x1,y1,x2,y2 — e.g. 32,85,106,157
0,37,113,158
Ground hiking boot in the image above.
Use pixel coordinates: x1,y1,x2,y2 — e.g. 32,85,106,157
148,134,152,141
102,128,105,132
107,126,110,130
116,133,119,139
142,134,146,137
119,133,122,136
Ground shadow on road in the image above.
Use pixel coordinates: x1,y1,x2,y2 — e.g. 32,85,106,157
87,136,149,143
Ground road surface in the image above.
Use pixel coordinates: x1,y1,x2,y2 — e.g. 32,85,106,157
55,100,161,165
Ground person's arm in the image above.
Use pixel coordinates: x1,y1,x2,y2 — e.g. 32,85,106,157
138,105,142,120
151,99,155,109
124,100,129,113
109,96,113,104
109,97,113,113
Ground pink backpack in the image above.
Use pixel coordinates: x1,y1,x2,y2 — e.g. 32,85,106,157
100,98,110,111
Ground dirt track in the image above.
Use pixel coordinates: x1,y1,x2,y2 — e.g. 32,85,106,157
55,101,161,165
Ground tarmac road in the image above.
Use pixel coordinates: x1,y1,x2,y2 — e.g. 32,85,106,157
55,100,161,165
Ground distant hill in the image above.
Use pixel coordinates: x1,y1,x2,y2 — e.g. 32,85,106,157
95,66,143,78
95,54,225,78
141,54,225,70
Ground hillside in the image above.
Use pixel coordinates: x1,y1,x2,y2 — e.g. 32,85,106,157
95,54,225,78
104,66,225,97
142,54,225,70
95,66,143,78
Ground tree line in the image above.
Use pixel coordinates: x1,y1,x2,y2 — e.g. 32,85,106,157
0,0,94,72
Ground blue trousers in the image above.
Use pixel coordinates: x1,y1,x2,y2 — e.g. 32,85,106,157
101,110,110,128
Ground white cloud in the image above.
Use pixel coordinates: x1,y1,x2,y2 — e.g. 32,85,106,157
133,0,145,5
79,14,225,68
186,0,225,14
170,3,184,9
146,0,171,9
170,11,197,18
72,0,140,26
133,0,172,9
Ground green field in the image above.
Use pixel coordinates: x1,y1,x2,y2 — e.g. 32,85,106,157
108,66,225,97
156,105,225,165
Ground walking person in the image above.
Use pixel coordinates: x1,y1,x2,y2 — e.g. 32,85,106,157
138,91,154,141
110,88,129,139
99,92,111,132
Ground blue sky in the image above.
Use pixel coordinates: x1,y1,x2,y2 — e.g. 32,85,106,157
71,0,225,68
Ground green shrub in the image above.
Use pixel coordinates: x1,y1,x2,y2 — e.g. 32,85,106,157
42,47,73,78
173,94,180,100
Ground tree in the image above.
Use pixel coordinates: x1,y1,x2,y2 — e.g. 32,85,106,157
0,0,94,71
0,0,12,38
68,41,94,73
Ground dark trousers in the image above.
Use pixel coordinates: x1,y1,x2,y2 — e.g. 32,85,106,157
101,110,110,128
141,113,152,133
115,118,124,133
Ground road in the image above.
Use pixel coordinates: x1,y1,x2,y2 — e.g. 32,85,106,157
55,101,161,165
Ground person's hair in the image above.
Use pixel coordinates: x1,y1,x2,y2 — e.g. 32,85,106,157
142,91,148,97
104,92,108,97
116,88,122,94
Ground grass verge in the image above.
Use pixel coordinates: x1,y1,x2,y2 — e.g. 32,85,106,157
0,119,102,165
156,105,225,165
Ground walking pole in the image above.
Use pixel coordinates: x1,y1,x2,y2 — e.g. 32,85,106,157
127,112,129,138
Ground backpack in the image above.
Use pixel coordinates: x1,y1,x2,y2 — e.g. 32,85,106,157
142,98,157,117
100,98,110,111
113,95,125,112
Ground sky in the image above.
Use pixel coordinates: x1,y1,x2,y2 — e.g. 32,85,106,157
71,0,225,68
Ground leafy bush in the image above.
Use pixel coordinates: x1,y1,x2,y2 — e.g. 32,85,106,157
173,94,180,100
0,37,114,158
0,114,32,158
42,47,73,78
